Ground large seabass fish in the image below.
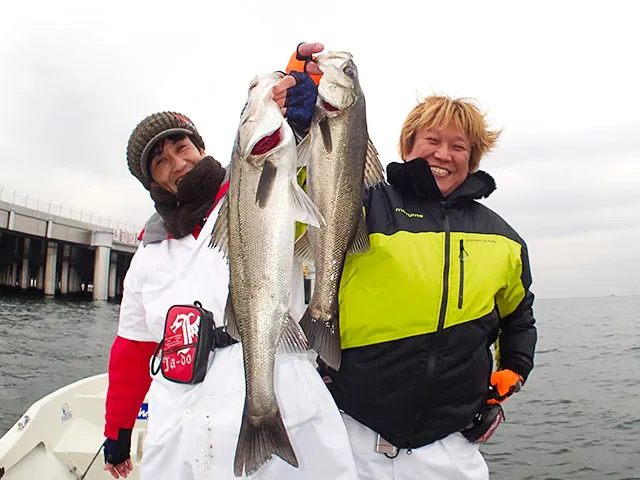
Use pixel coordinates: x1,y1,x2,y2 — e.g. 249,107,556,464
296,51,385,371
210,72,323,477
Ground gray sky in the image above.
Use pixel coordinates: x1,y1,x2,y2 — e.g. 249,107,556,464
1,0,638,299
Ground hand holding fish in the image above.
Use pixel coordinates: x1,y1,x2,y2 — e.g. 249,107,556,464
272,42,325,137
273,41,325,110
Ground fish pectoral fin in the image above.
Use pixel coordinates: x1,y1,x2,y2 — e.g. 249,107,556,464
224,293,240,342
255,159,278,208
296,134,311,167
209,193,230,259
277,312,308,355
363,137,386,188
290,178,326,228
293,230,315,265
319,117,332,153
347,211,370,255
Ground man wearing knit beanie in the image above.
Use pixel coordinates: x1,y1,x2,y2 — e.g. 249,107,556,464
103,43,359,480
126,111,206,191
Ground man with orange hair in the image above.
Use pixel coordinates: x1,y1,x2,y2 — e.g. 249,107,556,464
309,87,537,478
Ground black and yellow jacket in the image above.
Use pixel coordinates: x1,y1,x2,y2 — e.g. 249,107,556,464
322,159,537,449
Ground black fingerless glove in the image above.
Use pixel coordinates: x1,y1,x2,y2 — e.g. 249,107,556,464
284,70,318,139
104,428,132,465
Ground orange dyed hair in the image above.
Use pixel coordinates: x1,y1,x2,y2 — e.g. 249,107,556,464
399,95,501,171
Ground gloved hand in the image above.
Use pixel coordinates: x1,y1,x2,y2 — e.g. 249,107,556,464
103,428,133,478
487,369,523,404
272,42,324,140
282,70,318,138
286,41,324,83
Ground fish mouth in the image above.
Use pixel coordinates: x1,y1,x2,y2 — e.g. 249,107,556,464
321,99,339,112
251,127,282,155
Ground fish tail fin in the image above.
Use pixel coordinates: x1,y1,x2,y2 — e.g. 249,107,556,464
300,308,341,371
234,406,298,477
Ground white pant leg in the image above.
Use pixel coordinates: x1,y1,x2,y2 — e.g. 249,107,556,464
141,345,357,480
341,413,395,480
254,354,358,480
342,413,488,480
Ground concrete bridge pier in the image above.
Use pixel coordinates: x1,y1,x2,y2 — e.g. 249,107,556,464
9,264,17,287
20,237,30,290
44,242,58,296
36,265,44,290
68,267,79,294
59,245,70,295
108,252,118,299
91,231,112,301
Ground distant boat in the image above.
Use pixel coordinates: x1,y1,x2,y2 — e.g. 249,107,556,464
0,374,146,479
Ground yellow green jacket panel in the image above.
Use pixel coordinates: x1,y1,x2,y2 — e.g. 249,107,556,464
322,160,537,450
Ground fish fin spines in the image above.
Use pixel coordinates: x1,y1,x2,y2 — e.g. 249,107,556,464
300,308,341,371
234,406,298,477
209,193,230,258
290,179,326,228
296,135,311,167
347,212,370,255
278,312,308,355
224,293,240,342
293,230,315,265
363,138,386,188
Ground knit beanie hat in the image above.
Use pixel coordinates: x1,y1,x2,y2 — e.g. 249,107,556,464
126,111,206,190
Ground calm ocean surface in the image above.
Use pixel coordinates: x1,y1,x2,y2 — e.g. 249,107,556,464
1,294,639,479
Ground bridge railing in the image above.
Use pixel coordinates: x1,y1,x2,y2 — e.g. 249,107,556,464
0,186,142,245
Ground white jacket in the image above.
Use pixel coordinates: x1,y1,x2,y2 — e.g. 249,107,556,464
117,207,358,480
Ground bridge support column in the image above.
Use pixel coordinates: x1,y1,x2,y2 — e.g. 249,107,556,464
8,263,16,287
60,245,70,295
91,231,113,301
68,268,77,293
108,252,117,299
20,238,30,290
44,242,58,296
36,265,44,290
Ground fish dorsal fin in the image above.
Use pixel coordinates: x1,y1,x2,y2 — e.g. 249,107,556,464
209,193,229,259
277,312,308,354
364,138,386,188
296,134,311,168
224,293,240,342
347,211,370,255
290,179,325,228
293,230,315,265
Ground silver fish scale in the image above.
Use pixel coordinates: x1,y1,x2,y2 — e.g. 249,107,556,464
307,99,369,323
227,145,298,415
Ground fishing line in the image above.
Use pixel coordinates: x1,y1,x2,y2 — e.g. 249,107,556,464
80,441,105,479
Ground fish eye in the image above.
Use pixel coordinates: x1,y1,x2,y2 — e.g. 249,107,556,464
343,63,357,78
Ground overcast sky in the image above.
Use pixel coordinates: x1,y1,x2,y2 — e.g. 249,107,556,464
1,0,638,299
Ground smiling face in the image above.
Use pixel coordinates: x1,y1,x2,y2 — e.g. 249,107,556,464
148,134,206,194
404,124,471,197
399,95,502,197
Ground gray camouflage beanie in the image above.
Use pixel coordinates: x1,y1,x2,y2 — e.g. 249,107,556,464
126,111,206,190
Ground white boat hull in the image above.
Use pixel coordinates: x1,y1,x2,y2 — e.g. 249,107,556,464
0,374,147,480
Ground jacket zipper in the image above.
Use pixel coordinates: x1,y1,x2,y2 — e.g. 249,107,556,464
458,239,468,309
437,204,451,331
408,203,450,448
